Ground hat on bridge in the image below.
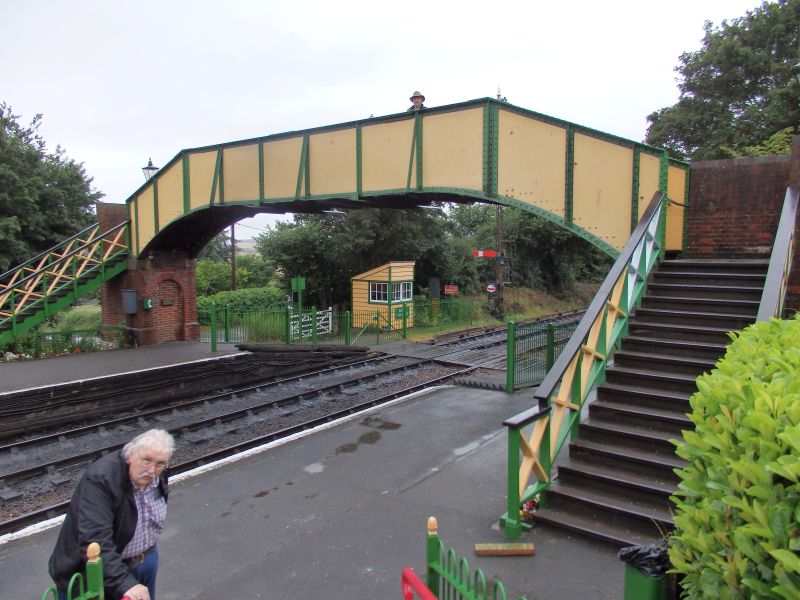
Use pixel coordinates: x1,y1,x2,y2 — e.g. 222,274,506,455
409,91,425,102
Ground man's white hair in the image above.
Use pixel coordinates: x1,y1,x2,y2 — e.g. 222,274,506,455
122,429,175,459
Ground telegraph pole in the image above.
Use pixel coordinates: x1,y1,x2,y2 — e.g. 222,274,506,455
495,205,504,316
230,224,237,291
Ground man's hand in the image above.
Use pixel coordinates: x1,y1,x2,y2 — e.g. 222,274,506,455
122,583,150,600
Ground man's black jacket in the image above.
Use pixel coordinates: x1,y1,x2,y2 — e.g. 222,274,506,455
49,450,169,599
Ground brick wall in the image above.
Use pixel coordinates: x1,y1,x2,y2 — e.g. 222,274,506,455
686,146,800,313
101,255,199,345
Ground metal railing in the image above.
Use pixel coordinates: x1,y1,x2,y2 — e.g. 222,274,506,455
35,325,126,357
41,542,104,599
757,186,798,322
505,320,578,392
501,192,666,540
0,222,129,344
417,517,528,600
199,298,475,349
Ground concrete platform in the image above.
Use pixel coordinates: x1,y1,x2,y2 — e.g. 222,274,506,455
0,345,625,599
0,341,243,394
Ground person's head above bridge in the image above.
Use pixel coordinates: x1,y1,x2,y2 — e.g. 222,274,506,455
408,90,425,112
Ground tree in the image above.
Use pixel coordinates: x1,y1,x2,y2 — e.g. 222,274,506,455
645,0,800,160
0,103,100,272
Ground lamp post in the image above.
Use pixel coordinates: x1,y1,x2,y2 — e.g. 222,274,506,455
142,158,159,181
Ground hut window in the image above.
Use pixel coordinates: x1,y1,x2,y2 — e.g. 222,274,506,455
393,281,413,302
369,281,412,303
370,282,388,302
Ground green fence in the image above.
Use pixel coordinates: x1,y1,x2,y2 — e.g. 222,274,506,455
424,516,528,600
198,298,475,349
505,320,578,392
41,542,104,599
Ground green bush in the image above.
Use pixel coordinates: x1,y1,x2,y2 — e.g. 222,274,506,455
669,314,800,599
196,286,286,323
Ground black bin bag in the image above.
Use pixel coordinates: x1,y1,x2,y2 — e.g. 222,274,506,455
618,538,670,578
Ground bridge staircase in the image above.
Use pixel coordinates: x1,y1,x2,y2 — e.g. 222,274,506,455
0,223,129,347
530,258,768,546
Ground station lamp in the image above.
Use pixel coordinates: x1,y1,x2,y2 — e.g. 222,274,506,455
142,158,159,181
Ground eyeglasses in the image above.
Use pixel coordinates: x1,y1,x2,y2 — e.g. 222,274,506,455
139,456,169,470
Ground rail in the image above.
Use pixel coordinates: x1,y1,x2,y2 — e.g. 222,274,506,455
757,186,798,322
501,192,667,540
0,222,129,344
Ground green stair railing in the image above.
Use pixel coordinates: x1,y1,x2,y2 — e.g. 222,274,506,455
501,192,667,540
0,222,129,346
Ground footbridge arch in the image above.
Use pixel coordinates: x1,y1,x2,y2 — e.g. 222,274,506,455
126,97,688,260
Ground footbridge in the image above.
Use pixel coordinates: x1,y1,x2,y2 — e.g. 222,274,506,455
129,97,687,258
0,97,688,345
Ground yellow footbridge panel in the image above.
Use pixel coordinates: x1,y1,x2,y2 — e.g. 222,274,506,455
126,98,689,259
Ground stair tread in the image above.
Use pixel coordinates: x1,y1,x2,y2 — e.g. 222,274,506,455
646,295,759,305
532,508,665,547
571,438,687,469
592,399,692,423
623,335,727,351
648,282,763,293
628,321,734,333
613,349,717,368
557,456,677,495
546,480,675,523
661,258,768,265
582,418,683,442
598,382,692,401
606,365,699,382
635,307,753,319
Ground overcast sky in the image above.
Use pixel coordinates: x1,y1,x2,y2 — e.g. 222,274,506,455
3,0,761,237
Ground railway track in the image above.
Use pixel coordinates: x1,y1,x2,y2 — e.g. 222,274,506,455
0,312,581,537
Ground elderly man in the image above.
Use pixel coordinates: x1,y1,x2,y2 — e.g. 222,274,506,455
49,429,175,600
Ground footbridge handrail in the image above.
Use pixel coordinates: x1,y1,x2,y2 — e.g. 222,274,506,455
0,222,129,339
757,185,798,322
501,192,667,540
0,222,100,282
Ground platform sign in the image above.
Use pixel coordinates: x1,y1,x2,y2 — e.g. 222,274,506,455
486,283,497,293
473,250,497,257
443,284,459,296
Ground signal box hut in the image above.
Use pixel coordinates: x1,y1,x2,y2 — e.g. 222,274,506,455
351,261,415,329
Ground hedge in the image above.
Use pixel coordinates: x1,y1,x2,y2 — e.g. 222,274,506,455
670,314,800,599
196,286,286,316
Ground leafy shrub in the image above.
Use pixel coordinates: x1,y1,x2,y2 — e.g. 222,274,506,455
196,286,286,323
669,314,800,599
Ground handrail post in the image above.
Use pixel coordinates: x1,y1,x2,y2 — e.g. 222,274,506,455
85,542,104,597
311,306,318,344
546,324,555,370
505,425,522,540
223,304,231,343
344,311,351,346
402,303,408,338
425,517,440,597
506,321,516,393
210,303,217,352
